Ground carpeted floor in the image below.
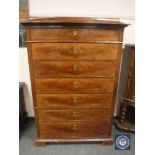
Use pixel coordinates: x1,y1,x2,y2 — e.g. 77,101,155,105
19,119,135,155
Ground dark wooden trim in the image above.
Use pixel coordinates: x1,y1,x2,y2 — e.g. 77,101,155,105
21,17,128,28
35,137,113,147
102,139,113,145
22,23,127,28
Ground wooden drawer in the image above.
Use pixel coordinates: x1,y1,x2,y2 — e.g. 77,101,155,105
37,108,112,121
30,28,119,41
39,121,109,138
31,43,119,60
35,78,115,94
33,61,117,78
36,94,113,108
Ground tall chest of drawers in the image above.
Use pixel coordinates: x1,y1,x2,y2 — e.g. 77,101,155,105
23,17,127,146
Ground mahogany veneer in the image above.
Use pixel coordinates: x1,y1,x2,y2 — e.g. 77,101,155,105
30,28,120,41
33,61,117,77
31,43,119,60
37,108,112,121
39,121,110,139
36,94,113,108
35,78,115,94
22,17,128,146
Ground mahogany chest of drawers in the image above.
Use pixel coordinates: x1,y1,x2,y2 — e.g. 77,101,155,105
23,17,127,146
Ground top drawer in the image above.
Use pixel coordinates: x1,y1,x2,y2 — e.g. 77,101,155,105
30,28,120,41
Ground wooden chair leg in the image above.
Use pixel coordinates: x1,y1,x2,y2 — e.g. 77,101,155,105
102,139,113,146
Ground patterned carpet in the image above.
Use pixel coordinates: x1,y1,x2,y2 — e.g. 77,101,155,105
19,119,135,155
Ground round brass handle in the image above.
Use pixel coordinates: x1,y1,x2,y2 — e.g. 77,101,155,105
72,81,79,89
72,97,78,103
73,47,80,56
72,111,77,117
72,30,78,36
71,124,77,129
73,47,80,51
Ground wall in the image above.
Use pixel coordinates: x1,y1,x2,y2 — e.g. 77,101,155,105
19,48,34,116
29,0,134,19
19,0,135,117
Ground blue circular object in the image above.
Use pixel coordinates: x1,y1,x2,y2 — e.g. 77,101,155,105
116,135,130,150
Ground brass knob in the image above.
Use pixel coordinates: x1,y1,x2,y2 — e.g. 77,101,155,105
71,124,77,129
73,81,79,89
73,47,80,56
72,97,78,103
72,30,78,36
73,47,80,51
72,111,77,117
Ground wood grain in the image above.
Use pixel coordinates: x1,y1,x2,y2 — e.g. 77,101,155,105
33,61,117,78
35,94,113,108
39,121,110,138
35,78,115,94
30,28,119,41
23,17,127,145
23,17,128,27
37,108,112,121
31,43,119,60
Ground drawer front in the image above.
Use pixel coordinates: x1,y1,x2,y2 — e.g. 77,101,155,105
36,94,113,108
35,78,115,94
39,121,109,138
33,61,117,78
31,28,119,41
31,43,119,60
37,109,112,121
